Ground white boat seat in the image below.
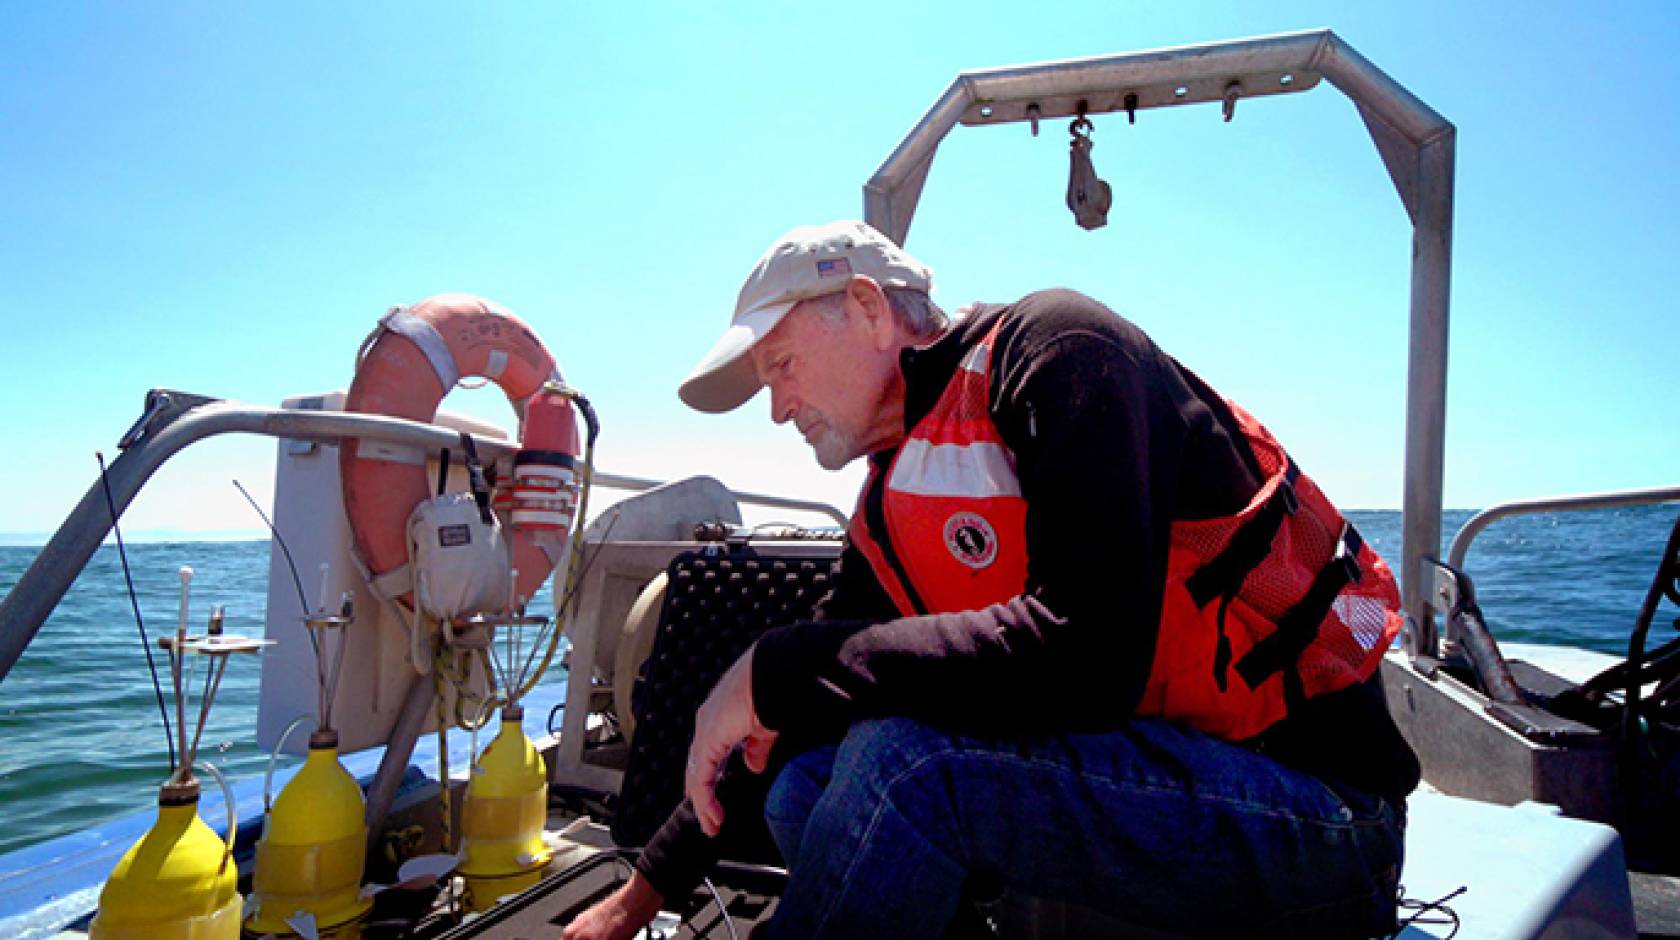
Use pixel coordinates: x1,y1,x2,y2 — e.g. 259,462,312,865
1392,792,1636,940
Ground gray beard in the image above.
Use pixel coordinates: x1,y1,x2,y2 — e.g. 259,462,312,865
810,425,861,471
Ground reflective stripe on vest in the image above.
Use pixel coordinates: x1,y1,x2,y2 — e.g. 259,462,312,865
848,324,1404,742
850,321,1029,617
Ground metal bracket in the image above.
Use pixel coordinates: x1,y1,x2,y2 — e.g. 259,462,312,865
1402,563,1451,660
119,388,221,449
1428,556,1464,616
1420,557,1525,706
955,69,1321,128
1221,80,1243,122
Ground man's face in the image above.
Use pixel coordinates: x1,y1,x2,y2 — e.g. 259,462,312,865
750,294,890,471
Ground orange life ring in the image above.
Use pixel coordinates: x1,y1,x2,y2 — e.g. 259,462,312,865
340,293,581,611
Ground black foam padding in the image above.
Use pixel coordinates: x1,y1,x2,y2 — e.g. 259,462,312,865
610,549,836,848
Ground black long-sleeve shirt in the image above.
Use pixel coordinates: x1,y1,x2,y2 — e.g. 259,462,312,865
636,289,1420,899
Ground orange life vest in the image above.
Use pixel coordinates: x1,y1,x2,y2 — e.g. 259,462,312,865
848,321,1404,742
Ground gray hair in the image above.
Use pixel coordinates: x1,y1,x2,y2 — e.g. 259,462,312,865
807,286,947,339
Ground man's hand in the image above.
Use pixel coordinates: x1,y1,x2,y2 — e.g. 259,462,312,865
560,871,663,940
686,645,779,836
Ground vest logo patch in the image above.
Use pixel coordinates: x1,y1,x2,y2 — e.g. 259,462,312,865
944,512,998,570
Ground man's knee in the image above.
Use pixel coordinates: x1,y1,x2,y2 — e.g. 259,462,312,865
764,744,838,861
773,719,967,834
766,748,829,821
833,717,958,779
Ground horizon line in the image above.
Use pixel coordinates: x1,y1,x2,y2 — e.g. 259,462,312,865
2,507,1452,547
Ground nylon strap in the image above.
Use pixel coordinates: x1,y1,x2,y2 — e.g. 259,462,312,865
458,433,494,525
1185,459,1301,609
1233,524,1366,698
380,305,461,390
371,564,413,601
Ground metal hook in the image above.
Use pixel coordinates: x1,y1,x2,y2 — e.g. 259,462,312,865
1066,101,1111,230
1124,92,1138,125
1027,103,1041,137
1070,99,1093,138
1222,81,1243,122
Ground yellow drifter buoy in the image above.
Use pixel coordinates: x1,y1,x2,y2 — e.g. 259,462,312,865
245,730,372,938
89,781,242,940
457,706,552,910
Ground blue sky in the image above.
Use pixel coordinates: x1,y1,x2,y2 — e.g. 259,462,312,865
2,1,1675,540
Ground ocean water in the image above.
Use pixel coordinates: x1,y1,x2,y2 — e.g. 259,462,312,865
0,539,563,859
1,505,1677,858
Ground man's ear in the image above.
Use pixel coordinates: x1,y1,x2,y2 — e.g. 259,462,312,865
846,276,897,352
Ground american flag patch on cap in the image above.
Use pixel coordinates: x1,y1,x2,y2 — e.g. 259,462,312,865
816,258,853,278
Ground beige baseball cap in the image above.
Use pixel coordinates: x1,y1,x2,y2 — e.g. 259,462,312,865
678,220,934,413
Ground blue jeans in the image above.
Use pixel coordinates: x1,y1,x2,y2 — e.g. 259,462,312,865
762,718,1403,939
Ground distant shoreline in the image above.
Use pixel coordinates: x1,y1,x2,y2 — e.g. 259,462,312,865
0,530,271,547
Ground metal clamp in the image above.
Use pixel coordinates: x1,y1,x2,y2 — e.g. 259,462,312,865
118,389,219,449
1421,558,1525,706
119,391,172,449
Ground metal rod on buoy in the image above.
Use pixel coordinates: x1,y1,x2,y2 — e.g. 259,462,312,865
321,592,353,733
506,569,519,698
173,566,192,781
91,565,269,939
314,563,331,615
313,563,332,722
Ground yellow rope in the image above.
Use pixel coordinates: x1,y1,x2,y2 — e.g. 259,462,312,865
433,642,452,857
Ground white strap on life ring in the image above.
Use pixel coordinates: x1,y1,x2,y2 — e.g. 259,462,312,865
370,564,414,603
379,305,461,390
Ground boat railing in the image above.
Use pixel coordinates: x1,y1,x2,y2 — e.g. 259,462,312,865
0,389,846,684
1408,483,1680,667
588,471,847,529
1446,484,1680,571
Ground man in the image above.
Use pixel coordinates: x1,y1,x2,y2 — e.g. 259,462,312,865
564,221,1419,939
